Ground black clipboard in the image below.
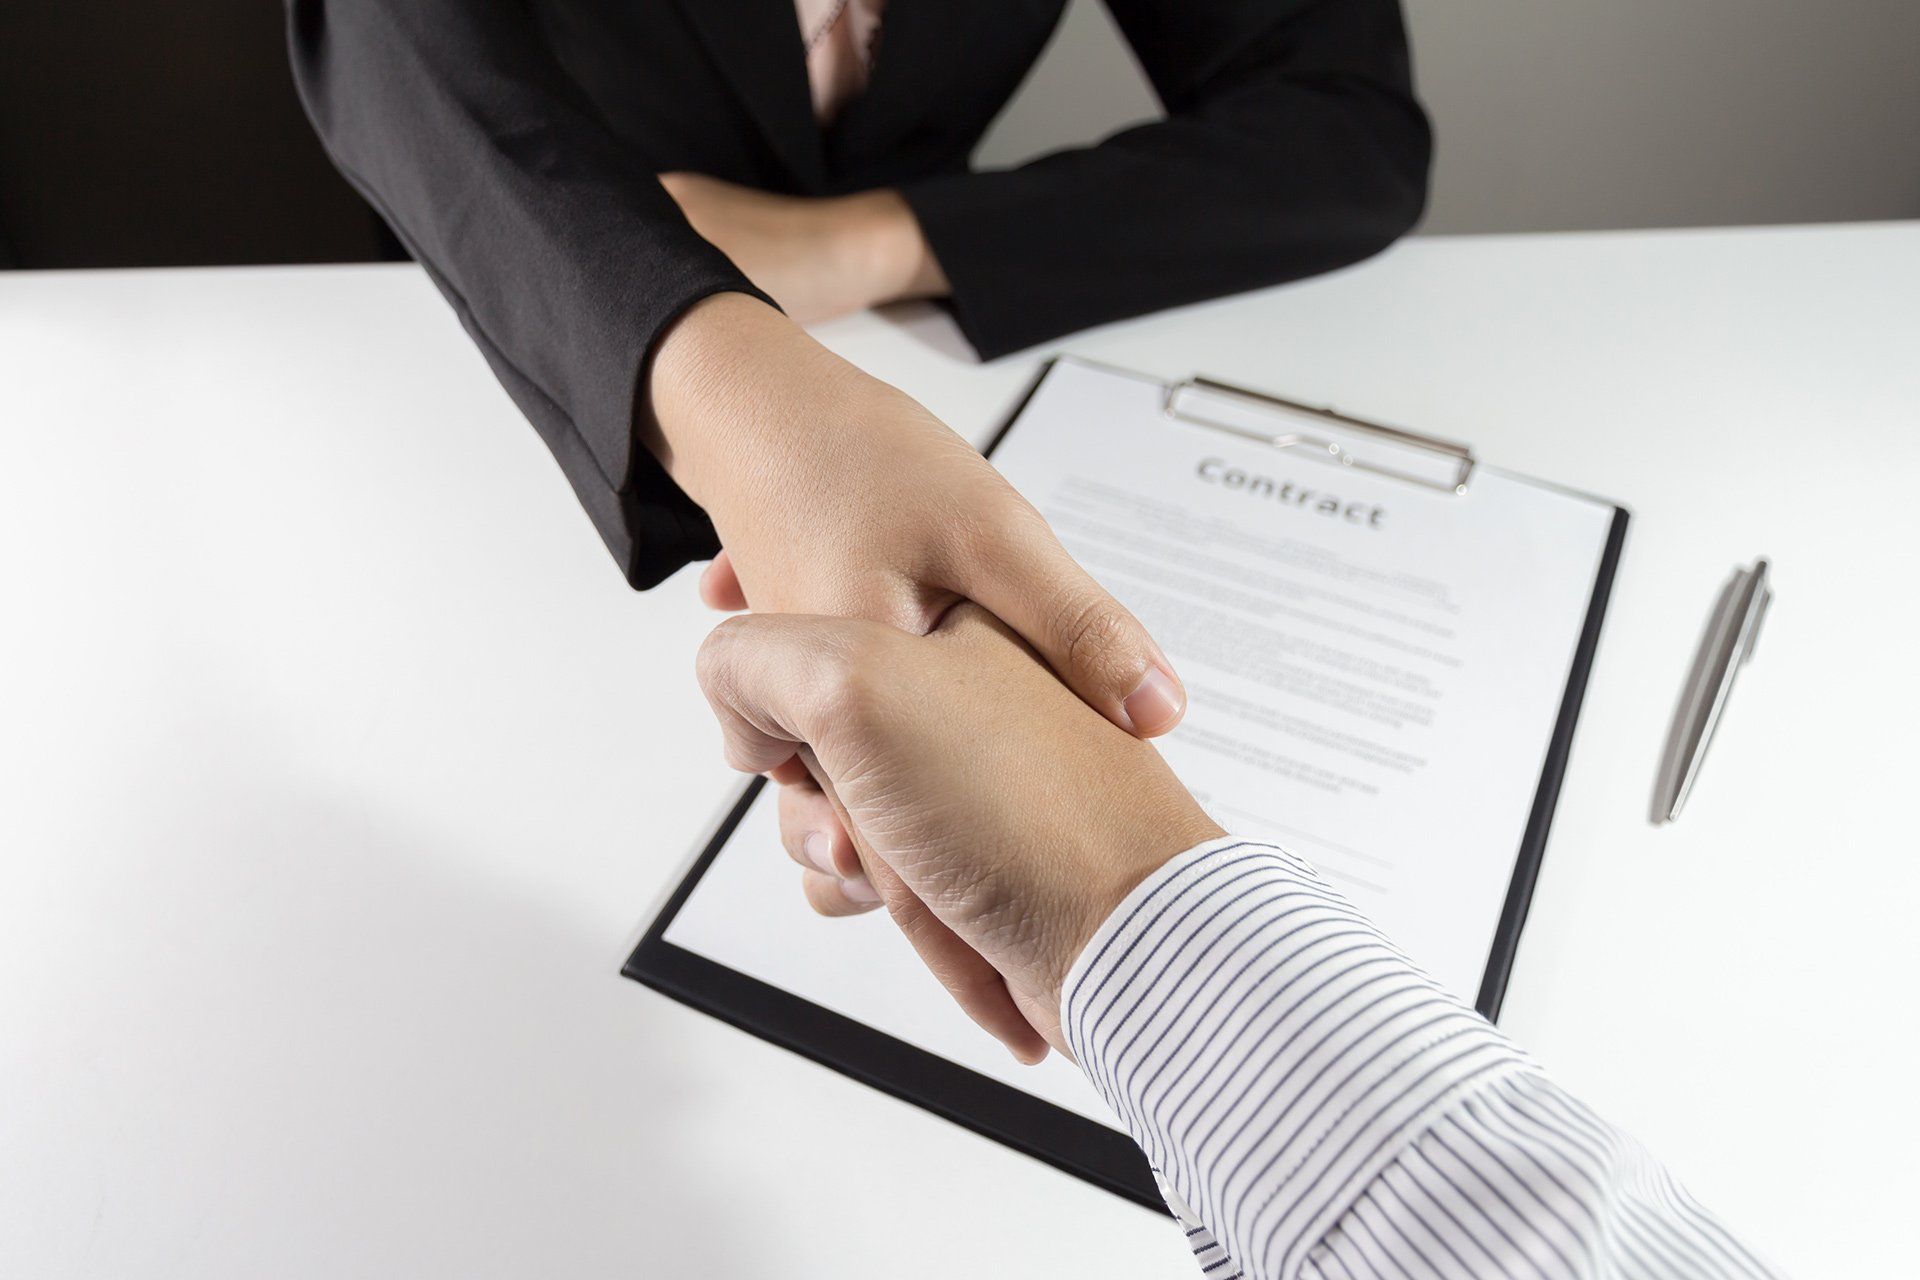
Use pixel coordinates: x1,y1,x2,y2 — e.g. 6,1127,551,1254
624,359,1630,1212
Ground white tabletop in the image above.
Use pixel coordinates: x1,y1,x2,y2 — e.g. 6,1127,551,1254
4,223,1917,1277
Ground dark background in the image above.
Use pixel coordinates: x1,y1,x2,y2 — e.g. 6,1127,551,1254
0,2,393,269
5,2,1914,272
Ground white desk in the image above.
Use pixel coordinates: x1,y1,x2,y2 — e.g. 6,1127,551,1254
4,224,1917,1277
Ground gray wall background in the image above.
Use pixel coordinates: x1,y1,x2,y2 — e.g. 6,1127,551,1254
976,0,1920,234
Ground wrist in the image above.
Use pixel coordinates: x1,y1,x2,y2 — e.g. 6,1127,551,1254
640,292,857,510
1041,804,1225,1016
837,189,949,308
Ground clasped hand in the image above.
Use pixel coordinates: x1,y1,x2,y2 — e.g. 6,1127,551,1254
698,605,1221,1061
645,197,1197,1058
648,293,1189,916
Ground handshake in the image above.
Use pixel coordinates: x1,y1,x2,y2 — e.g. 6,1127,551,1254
650,293,1211,1063
653,296,1767,1278
695,603,1222,1063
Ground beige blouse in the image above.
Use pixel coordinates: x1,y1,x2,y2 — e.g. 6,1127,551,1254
793,0,886,123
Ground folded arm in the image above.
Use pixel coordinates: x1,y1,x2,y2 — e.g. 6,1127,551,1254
660,0,1429,358
901,0,1432,357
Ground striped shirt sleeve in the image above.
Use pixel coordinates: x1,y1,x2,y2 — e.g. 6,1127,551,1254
1060,838,1785,1280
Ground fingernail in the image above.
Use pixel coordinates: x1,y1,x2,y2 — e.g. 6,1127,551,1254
1122,666,1185,735
803,831,836,876
839,876,880,904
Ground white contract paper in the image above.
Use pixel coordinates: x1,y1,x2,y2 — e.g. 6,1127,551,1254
663,359,1618,1128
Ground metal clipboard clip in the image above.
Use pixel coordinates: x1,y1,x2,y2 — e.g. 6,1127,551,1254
1163,375,1476,495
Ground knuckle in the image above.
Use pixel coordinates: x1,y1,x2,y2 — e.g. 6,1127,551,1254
811,627,892,723
693,616,748,691
1055,593,1135,688
717,725,771,774
943,503,1009,567
778,810,806,860
811,645,865,708
949,491,1041,570
777,786,818,841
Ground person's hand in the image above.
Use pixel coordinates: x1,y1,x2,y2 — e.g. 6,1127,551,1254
696,605,1223,1061
658,173,947,323
646,293,1189,919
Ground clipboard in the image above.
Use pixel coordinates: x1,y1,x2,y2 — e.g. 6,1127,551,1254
625,358,1630,1211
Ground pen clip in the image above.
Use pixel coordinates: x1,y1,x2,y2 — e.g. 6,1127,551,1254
1740,579,1771,665
1163,376,1477,495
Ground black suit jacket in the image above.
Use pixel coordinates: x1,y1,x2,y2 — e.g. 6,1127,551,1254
288,0,1430,588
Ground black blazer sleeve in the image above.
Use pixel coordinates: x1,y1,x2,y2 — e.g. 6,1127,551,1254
285,0,771,588
900,0,1431,360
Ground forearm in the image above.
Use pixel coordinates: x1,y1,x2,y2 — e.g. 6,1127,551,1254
640,294,883,518
900,0,1430,357
286,0,762,586
1063,839,1783,1280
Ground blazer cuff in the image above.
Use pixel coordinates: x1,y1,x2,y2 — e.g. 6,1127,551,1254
451,267,774,589
608,279,776,589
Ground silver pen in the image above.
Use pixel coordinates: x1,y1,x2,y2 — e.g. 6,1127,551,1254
1652,558,1771,824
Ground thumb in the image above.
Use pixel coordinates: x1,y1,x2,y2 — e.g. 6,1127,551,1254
962,526,1185,738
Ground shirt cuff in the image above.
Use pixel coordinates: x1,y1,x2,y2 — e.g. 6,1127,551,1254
1061,838,1529,1271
